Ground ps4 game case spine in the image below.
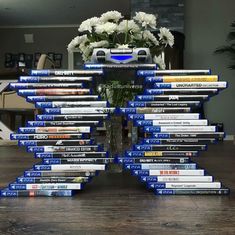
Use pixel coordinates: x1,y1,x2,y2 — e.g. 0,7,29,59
19,76,93,83
26,145,102,152
40,158,113,164
27,95,100,102
140,138,216,145
147,182,222,190
128,101,201,108
140,175,214,183
144,75,219,83
9,182,83,190
135,95,209,101
31,69,103,76
36,114,109,121
152,82,227,89
35,101,108,108
124,163,197,170
154,188,229,195
16,176,91,183
18,139,95,146
26,120,102,127
10,83,85,89
10,133,91,140
0,188,75,197
116,157,190,164
24,170,97,177
35,152,108,158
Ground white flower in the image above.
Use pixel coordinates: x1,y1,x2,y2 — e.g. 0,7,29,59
89,40,109,48
78,36,89,51
142,30,159,46
79,40,109,62
95,22,117,34
153,55,166,70
117,20,140,34
78,17,100,33
116,44,130,49
67,35,88,52
133,12,157,29
100,11,123,23
158,27,174,47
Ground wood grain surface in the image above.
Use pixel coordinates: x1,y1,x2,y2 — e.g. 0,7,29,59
0,142,234,235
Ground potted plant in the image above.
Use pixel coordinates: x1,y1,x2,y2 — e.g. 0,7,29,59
67,10,174,69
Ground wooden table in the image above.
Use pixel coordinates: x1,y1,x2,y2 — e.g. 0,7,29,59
0,141,234,234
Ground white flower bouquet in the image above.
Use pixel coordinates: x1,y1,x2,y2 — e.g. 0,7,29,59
68,11,174,69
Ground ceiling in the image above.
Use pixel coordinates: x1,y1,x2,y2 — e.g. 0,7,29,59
0,0,131,27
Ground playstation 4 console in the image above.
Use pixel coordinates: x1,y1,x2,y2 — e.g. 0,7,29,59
90,48,152,64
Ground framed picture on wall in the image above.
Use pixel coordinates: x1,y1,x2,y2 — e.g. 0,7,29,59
4,53,14,68
18,53,25,62
54,59,62,68
25,54,33,61
16,53,26,68
5,53,12,62
54,53,62,60
47,52,54,60
54,53,63,68
25,54,33,68
12,54,18,65
4,61,14,68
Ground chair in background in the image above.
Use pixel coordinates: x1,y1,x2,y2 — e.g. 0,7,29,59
37,54,55,69
0,54,55,142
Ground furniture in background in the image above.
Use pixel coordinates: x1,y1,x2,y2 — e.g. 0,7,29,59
0,55,55,142
5,52,61,69
36,54,55,69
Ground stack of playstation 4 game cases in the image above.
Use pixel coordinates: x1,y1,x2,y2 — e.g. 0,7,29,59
0,69,114,197
117,69,229,195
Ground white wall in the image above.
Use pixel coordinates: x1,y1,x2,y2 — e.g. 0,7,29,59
0,27,78,69
184,0,235,135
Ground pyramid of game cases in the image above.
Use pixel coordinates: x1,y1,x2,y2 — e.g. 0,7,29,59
116,69,230,195
0,69,115,197
0,65,230,197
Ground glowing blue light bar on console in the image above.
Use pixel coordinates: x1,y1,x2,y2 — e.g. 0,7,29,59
110,55,133,61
